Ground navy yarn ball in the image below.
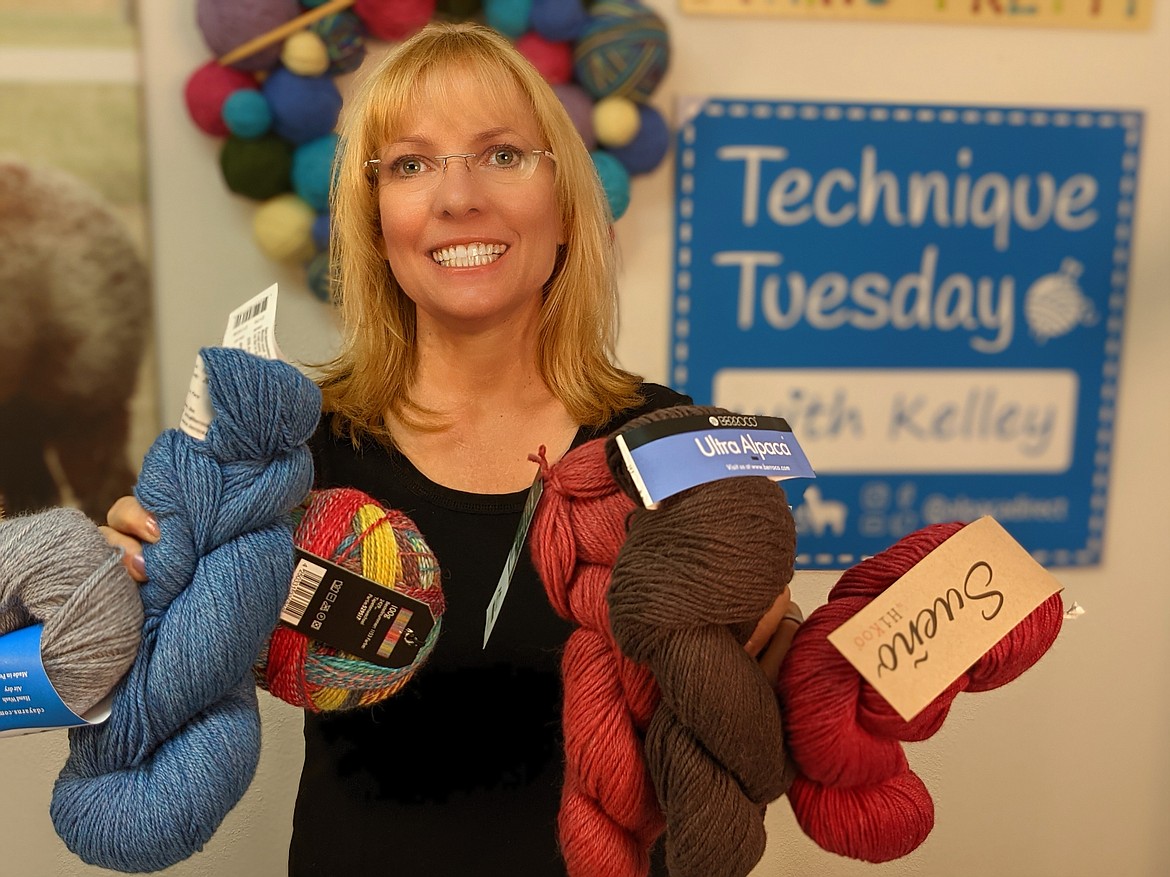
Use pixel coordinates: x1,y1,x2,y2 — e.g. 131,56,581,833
607,103,669,175
306,250,333,302
311,212,330,252
531,0,588,41
262,67,343,145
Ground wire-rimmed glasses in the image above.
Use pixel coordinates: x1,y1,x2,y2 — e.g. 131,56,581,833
364,144,556,192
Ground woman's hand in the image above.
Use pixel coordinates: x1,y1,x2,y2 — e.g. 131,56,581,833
744,587,803,686
100,495,159,583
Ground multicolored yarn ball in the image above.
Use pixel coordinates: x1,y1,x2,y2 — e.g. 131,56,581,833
255,487,446,713
573,0,670,101
196,0,302,71
222,87,273,139
355,0,438,41
591,149,631,220
593,95,640,148
291,133,338,212
516,31,574,84
281,30,330,76
261,66,343,144
607,102,669,175
253,192,316,261
553,83,597,149
185,62,256,137
309,10,368,75
531,0,588,42
484,0,533,38
306,250,333,303
220,134,294,200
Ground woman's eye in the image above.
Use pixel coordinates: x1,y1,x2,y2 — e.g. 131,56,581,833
488,147,520,167
393,157,425,176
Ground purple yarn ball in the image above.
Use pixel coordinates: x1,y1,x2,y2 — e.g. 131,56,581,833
262,67,342,145
607,103,669,175
291,133,338,212
552,83,596,150
531,0,588,41
196,0,302,71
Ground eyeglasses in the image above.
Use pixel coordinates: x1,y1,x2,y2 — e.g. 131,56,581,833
364,145,556,192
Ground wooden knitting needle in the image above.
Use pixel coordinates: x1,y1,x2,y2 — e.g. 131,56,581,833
218,0,358,67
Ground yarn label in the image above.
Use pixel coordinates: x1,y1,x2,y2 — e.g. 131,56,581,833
827,516,1063,721
280,549,435,669
180,284,283,440
0,625,99,737
484,475,543,649
613,413,815,509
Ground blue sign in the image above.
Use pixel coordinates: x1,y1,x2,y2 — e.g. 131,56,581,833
670,99,1141,568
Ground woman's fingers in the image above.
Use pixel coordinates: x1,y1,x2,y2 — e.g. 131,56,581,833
757,602,803,687
744,587,793,657
103,495,159,583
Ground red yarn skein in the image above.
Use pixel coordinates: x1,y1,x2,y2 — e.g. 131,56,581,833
529,439,665,877
776,521,1065,862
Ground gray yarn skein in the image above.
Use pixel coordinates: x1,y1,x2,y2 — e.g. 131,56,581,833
0,507,143,717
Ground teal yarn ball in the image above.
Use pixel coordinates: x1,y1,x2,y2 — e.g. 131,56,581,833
607,103,669,175
222,88,272,139
484,0,532,39
573,0,670,101
220,134,294,201
291,133,338,212
591,149,630,221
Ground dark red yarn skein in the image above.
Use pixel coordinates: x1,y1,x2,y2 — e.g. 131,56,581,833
529,439,665,877
776,520,1065,862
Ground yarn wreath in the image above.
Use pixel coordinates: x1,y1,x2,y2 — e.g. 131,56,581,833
254,486,446,713
527,404,796,877
183,0,672,302
775,521,1065,863
50,347,321,873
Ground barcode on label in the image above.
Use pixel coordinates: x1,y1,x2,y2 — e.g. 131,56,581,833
232,296,269,329
280,558,326,626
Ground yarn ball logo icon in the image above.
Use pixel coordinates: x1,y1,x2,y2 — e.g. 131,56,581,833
1024,258,1098,343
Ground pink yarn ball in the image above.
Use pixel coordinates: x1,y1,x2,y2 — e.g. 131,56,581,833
552,83,596,150
516,32,573,85
196,0,302,71
354,0,437,41
185,62,257,137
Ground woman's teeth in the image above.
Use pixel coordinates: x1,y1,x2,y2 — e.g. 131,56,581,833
431,243,506,267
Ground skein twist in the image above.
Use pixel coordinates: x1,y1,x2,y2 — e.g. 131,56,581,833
50,347,320,873
255,486,446,712
776,521,1064,862
605,406,796,877
529,438,665,877
0,507,143,718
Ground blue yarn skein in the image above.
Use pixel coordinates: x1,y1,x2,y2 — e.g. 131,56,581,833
50,347,321,873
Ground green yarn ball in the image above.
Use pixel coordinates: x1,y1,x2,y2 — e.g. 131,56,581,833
219,134,294,201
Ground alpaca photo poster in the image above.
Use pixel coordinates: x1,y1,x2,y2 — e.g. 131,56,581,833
0,0,157,522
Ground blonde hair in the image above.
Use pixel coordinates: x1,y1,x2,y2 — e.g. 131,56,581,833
319,22,642,444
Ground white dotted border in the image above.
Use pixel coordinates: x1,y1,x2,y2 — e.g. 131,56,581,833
674,102,1142,568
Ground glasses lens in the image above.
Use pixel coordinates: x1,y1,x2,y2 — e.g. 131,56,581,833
373,148,548,191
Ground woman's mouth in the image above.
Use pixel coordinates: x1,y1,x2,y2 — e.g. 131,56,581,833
431,242,507,267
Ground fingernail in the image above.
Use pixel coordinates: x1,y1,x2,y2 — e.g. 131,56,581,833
131,552,147,579
145,514,160,540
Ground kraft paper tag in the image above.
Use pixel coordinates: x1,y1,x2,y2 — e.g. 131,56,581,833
828,516,1062,721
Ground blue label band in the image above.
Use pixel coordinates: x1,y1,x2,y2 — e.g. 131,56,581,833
0,625,90,736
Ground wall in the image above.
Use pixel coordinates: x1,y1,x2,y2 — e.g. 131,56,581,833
1,2,1167,875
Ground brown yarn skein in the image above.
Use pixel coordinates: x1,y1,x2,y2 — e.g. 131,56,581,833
605,406,797,877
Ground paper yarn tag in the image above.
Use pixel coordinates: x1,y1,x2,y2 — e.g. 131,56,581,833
827,516,1063,722
0,625,106,738
279,549,436,670
179,283,283,440
614,412,816,509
